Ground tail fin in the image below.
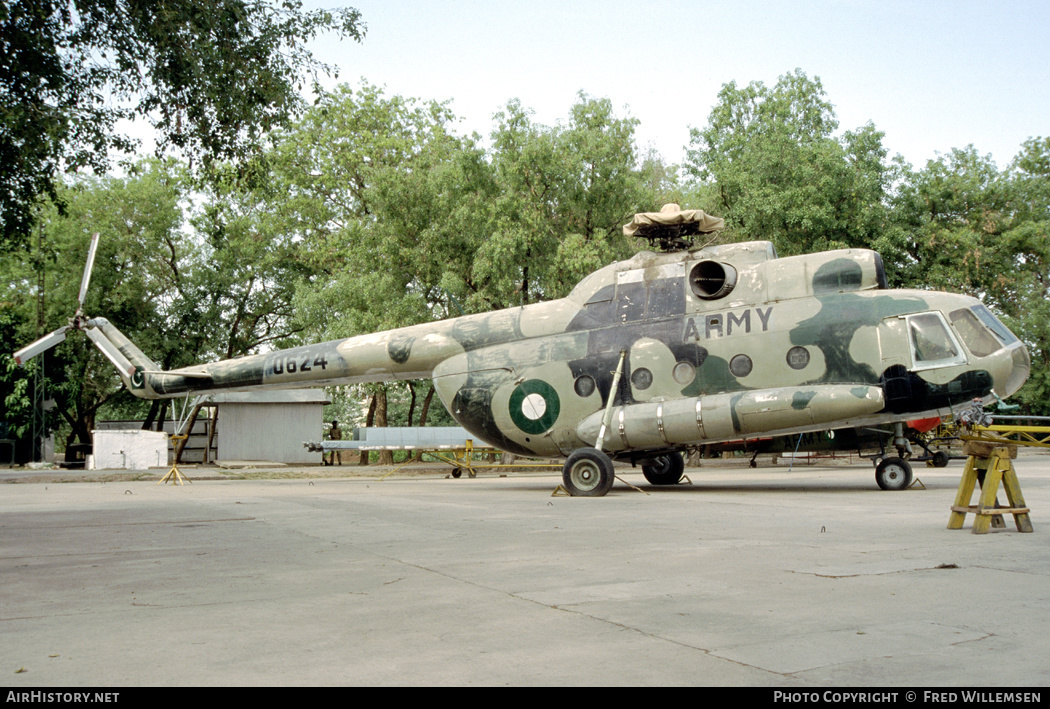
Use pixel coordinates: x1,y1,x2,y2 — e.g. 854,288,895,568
83,318,165,396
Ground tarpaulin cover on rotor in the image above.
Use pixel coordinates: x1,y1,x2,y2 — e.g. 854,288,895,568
623,203,725,238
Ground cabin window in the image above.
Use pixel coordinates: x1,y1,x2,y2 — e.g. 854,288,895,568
906,312,967,370
574,375,596,398
786,346,810,370
672,361,696,385
729,354,753,378
631,368,653,390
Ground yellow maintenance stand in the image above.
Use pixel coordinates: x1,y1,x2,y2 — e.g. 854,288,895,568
947,421,1049,534
158,434,192,485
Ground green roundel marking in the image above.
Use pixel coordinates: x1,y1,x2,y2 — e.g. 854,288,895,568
509,379,561,435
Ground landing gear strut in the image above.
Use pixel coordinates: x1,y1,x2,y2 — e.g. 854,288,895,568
874,422,914,490
562,349,624,497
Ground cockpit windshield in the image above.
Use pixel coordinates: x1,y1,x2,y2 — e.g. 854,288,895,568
971,304,1018,345
949,304,1018,358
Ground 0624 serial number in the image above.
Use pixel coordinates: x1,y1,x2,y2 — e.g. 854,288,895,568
266,352,330,376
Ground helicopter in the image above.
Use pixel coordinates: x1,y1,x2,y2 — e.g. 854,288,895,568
15,205,1031,496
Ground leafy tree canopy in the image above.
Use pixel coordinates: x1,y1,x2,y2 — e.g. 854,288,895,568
2,159,197,451
685,69,900,263
481,93,654,305
0,0,364,251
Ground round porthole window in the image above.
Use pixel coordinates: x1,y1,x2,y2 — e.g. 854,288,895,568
672,361,696,385
631,367,653,390
729,354,753,378
574,375,596,397
786,346,810,370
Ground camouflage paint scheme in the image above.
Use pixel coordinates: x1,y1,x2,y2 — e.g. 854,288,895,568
98,228,1030,466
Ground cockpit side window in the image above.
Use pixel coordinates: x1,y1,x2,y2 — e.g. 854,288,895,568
949,307,1002,358
906,312,967,370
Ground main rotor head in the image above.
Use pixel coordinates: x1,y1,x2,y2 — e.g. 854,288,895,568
623,204,725,252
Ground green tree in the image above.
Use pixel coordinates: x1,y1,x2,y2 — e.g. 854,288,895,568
0,288,38,460
0,0,365,251
889,146,1009,291
220,82,487,444
217,86,662,440
480,93,654,306
992,213,1050,414
252,83,479,339
7,159,200,456
193,167,319,360
685,69,898,262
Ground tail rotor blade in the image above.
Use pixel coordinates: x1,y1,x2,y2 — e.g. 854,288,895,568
77,233,100,308
13,326,70,366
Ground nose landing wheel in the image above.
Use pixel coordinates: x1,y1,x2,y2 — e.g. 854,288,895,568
875,456,914,491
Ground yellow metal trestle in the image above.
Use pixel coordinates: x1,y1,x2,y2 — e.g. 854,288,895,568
158,434,192,485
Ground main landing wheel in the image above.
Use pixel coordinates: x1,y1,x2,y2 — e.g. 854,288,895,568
642,452,685,486
562,448,616,497
875,457,914,491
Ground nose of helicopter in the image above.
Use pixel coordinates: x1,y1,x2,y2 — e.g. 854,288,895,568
947,301,1030,402
998,341,1031,399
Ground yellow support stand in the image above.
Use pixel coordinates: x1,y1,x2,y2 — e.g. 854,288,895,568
948,443,1032,534
371,439,561,481
424,440,560,479
158,434,192,485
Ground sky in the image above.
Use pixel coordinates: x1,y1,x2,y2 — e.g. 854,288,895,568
301,0,1050,171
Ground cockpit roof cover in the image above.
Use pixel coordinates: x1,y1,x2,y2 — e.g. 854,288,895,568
623,204,725,252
